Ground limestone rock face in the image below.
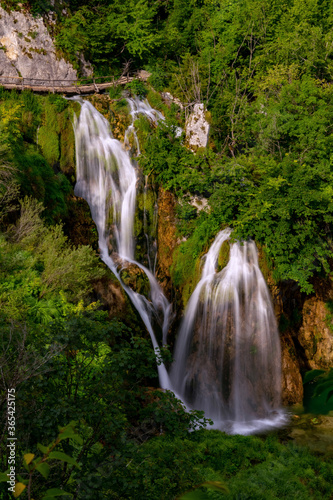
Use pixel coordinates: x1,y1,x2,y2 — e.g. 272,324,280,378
157,188,177,298
161,91,184,110
298,297,333,369
281,333,304,405
119,262,150,298
185,103,209,149
0,7,76,84
189,195,209,212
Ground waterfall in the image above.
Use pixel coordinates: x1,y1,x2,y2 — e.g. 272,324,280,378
170,229,286,434
124,98,163,274
124,97,164,155
72,96,285,435
72,97,171,389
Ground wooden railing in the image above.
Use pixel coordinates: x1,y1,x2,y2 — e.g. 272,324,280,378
0,70,151,94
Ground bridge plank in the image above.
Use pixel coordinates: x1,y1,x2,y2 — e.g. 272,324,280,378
0,74,147,95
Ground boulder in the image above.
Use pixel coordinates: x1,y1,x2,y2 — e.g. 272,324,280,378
185,103,210,150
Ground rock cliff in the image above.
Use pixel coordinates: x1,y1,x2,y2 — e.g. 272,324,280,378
185,103,210,150
298,296,333,370
0,6,76,84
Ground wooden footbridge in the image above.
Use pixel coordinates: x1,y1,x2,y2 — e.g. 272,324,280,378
0,70,150,95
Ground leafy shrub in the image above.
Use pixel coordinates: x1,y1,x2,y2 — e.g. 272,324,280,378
108,85,123,100
303,370,333,414
125,79,148,98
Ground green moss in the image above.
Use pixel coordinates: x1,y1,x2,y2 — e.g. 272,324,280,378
58,108,75,174
38,97,75,172
109,85,123,99
257,243,275,284
113,98,129,114
143,190,155,216
38,98,60,166
303,369,333,414
136,189,156,227
133,115,152,153
204,110,212,124
146,90,167,114
108,98,131,140
171,214,219,284
325,301,333,333
217,240,230,271
181,258,203,307
120,266,150,297
28,30,38,39
38,126,59,166
134,210,143,237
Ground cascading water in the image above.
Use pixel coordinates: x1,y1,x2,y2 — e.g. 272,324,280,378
72,95,285,434
125,96,164,155
124,97,163,274
170,229,286,434
72,97,171,388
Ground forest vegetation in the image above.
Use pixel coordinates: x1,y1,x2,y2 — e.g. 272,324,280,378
1,0,333,499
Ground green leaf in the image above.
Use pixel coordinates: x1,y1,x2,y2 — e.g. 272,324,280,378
58,425,83,445
42,488,72,498
303,370,325,384
0,471,10,482
37,443,49,454
36,462,50,479
16,475,28,485
14,482,26,498
48,451,78,466
24,453,35,465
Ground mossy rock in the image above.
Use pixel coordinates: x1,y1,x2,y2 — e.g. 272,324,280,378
137,190,155,219
38,98,76,173
133,115,153,153
217,240,230,272
134,211,143,238
120,263,150,298
38,125,59,166
175,253,203,309
257,242,275,284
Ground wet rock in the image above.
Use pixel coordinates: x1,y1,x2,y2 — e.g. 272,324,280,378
217,240,230,272
281,333,304,405
119,262,150,298
157,188,178,298
287,413,333,456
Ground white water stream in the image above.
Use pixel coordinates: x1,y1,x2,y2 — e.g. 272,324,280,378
72,97,171,388
171,229,286,434
124,96,164,155
73,96,285,434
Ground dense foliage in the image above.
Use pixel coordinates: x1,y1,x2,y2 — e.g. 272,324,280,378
3,0,333,291
1,1,333,498
0,200,209,499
